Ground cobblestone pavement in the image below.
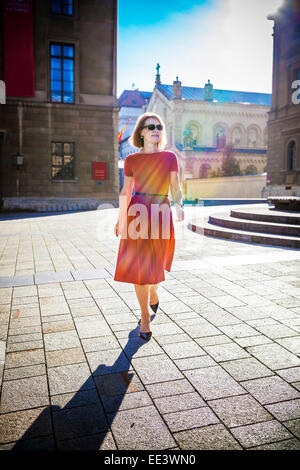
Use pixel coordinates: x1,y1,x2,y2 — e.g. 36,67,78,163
0,204,300,450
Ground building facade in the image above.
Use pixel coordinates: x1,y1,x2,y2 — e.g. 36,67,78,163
147,71,271,198
118,89,152,159
266,0,300,196
0,0,119,211
117,88,152,190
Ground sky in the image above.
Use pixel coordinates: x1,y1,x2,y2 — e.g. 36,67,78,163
117,0,284,97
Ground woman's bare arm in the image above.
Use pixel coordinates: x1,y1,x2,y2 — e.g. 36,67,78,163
115,175,134,236
170,171,184,221
170,171,182,203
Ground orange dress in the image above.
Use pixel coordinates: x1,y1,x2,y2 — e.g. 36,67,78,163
114,150,178,285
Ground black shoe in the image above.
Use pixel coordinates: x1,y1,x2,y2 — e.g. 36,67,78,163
150,301,159,313
139,331,152,341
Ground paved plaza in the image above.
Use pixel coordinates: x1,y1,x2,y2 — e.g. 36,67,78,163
0,203,300,450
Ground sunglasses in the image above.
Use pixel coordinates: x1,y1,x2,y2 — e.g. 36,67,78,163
142,124,163,131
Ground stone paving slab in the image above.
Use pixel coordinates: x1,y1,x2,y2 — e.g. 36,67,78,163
245,343,300,369
208,394,273,428
163,406,220,432
183,366,246,400
53,403,108,441
0,375,49,413
0,407,52,445
1,205,300,450
154,391,206,414
71,268,111,280
265,399,300,421
107,405,176,450
34,271,74,285
0,275,34,288
173,423,242,450
241,376,300,405
230,420,293,448
0,268,113,288
220,357,274,381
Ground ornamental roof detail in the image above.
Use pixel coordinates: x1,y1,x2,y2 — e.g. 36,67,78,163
157,84,271,106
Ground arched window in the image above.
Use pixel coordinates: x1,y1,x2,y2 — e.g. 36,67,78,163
199,163,211,178
287,140,297,171
247,127,258,148
231,126,243,147
183,121,201,148
214,124,227,149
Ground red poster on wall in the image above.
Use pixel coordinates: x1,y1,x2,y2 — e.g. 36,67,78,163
92,162,107,180
3,0,35,97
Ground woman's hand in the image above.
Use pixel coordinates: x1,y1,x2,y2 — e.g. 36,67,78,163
114,220,123,237
175,204,184,222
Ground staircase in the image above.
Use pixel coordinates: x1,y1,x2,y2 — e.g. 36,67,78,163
187,204,300,249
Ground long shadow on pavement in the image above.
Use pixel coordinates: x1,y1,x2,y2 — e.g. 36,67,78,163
12,319,154,450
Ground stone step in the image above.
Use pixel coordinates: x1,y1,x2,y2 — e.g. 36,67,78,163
188,217,300,249
231,208,300,225
209,213,300,237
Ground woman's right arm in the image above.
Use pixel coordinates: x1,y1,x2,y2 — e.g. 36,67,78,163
114,175,134,237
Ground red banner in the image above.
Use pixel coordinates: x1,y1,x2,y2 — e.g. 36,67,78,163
3,0,35,97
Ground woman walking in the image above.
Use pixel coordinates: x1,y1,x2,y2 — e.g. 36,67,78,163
114,112,184,341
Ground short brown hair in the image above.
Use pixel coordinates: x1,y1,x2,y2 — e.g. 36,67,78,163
129,112,167,149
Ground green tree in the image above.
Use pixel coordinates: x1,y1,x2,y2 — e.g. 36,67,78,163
244,164,258,175
221,145,242,176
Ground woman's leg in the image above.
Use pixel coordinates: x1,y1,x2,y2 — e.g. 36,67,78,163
149,283,159,305
134,284,151,332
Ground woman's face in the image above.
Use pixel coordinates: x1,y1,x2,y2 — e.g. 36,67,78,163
140,117,162,146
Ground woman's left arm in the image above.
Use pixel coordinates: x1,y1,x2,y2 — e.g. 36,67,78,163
170,171,184,222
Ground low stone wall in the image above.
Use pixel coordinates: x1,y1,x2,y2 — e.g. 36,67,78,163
263,185,300,198
1,197,119,212
185,174,267,199
268,196,300,211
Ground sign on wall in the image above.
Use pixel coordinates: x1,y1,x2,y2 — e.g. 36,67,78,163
92,162,107,180
3,0,35,97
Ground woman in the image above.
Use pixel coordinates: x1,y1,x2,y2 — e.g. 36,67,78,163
114,112,184,341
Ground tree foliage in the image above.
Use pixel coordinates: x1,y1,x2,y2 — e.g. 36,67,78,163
221,145,242,176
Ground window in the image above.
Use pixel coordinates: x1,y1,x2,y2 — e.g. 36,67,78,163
51,142,75,179
287,140,297,171
247,127,259,148
50,43,74,103
216,131,226,149
51,0,73,15
231,127,242,147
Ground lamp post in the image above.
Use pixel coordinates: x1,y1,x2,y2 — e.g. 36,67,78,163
12,152,24,196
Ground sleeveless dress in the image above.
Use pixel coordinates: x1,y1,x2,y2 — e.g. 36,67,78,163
114,150,178,285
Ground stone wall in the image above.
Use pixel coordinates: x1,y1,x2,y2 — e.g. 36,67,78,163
2,197,118,212
185,174,267,199
266,2,300,194
0,0,119,208
0,102,119,199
